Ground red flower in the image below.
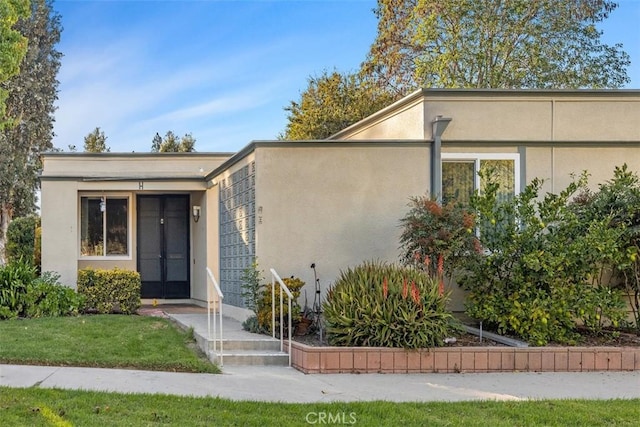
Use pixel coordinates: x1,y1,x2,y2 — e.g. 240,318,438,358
437,254,444,276
462,212,475,228
402,278,408,299
473,238,483,254
438,280,445,297
382,277,388,300
411,281,420,304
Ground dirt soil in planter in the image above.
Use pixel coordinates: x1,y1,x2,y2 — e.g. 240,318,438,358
294,328,640,348
293,330,506,347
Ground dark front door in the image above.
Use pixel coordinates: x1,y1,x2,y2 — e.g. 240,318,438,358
137,195,190,298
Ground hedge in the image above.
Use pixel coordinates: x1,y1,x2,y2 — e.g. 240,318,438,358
77,268,141,314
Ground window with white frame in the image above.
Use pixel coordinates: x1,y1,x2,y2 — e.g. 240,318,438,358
442,153,520,204
80,195,129,257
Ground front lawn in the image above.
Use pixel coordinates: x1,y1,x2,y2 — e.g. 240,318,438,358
0,387,638,426
0,315,218,373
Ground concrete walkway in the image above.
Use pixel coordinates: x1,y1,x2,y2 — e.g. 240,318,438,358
1,364,639,402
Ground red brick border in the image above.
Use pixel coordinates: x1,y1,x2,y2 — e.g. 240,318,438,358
286,341,640,374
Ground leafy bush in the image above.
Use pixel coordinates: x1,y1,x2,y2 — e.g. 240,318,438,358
399,196,480,281
0,260,36,319
574,164,640,331
6,216,40,267
77,268,141,314
240,260,264,317
323,261,457,349
24,272,84,318
0,261,81,319
241,315,265,334
258,276,305,334
460,170,626,345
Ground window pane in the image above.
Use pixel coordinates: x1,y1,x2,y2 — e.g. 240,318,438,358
106,198,128,255
480,160,515,203
81,197,104,256
442,161,475,204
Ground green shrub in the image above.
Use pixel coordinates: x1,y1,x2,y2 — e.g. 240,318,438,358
399,196,480,281
460,169,626,345
257,276,305,333
6,216,39,267
24,272,84,318
77,268,141,314
323,261,457,349
574,164,640,331
240,260,264,317
33,225,42,272
0,260,37,319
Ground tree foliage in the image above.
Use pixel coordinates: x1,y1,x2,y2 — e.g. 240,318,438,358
0,0,61,263
362,0,630,94
0,0,30,126
83,127,110,153
151,131,196,152
281,71,397,140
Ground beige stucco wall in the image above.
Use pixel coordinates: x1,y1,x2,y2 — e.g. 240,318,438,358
332,97,426,140
190,190,208,303
41,153,230,178
41,153,230,293
41,179,80,288
335,90,640,144
253,143,430,307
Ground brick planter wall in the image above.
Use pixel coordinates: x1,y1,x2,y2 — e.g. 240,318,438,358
287,341,640,374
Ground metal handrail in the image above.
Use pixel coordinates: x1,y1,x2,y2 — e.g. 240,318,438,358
206,267,224,366
270,268,293,366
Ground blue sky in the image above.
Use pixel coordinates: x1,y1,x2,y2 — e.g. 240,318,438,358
53,0,640,153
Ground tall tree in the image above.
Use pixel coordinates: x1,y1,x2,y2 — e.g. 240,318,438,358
362,0,630,94
0,0,30,127
281,71,397,140
0,0,61,263
83,127,110,153
151,131,196,152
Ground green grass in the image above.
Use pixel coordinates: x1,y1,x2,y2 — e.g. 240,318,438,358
0,315,218,373
0,388,638,426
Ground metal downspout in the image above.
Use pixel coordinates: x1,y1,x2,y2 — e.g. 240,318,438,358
431,116,452,202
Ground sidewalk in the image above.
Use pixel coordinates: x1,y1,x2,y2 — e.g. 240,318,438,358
2,364,639,402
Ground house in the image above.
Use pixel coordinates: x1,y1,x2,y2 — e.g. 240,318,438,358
40,89,640,314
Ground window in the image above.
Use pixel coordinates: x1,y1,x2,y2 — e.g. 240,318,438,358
442,153,519,204
80,196,129,257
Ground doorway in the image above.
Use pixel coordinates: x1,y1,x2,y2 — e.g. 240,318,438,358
137,195,190,298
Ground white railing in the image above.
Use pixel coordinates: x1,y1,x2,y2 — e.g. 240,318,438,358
270,268,292,366
206,267,224,366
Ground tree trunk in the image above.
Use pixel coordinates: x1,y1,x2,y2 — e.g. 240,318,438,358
0,202,13,265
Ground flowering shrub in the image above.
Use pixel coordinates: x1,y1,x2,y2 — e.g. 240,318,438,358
323,261,457,349
399,196,480,284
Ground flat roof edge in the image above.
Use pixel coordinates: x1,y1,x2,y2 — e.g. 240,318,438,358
42,151,235,158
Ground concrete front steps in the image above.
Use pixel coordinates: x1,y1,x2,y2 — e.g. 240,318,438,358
207,337,290,366
168,312,290,367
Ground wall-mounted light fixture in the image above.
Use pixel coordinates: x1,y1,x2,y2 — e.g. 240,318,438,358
99,197,106,212
192,205,201,222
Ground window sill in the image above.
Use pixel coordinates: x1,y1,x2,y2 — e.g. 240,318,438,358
79,256,132,261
